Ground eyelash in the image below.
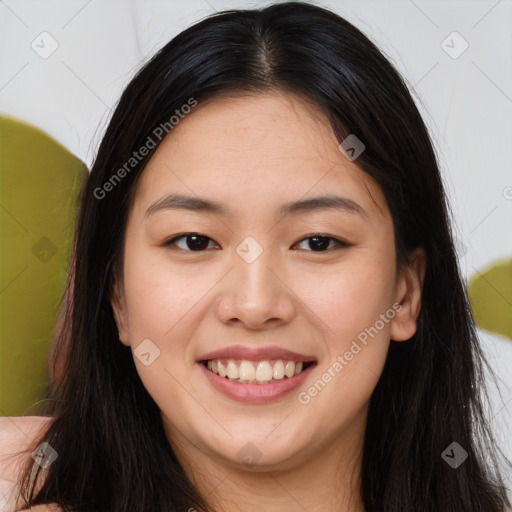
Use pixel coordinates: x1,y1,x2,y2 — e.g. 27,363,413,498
162,232,351,253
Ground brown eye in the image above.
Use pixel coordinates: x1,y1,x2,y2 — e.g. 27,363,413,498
164,233,219,251
293,234,350,252
163,232,350,253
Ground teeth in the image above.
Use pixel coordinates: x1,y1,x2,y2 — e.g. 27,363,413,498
239,360,255,381
272,360,284,380
284,361,295,378
256,361,273,382
218,361,227,377
205,358,310,383
227,360,238,379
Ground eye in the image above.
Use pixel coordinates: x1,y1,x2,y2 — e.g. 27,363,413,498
163,233,220,251
292,234,351,252
163,232,350,253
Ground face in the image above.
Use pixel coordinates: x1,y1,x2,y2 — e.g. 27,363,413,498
111,91,425,474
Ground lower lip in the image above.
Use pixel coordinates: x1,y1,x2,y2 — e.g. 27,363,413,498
199,362,315,404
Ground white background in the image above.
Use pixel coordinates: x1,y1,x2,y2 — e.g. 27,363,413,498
1,0,511,498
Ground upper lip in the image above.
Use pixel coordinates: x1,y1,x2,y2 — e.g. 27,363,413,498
198,345,317,363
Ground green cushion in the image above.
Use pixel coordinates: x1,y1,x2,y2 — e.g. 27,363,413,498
468,258,512,342
0,115,87,416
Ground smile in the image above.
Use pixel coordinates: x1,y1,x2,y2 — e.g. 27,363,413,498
203,358,315,384
199,359,317,404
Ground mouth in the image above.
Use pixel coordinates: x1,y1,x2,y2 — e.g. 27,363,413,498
197,345,318,402
201,358,317,384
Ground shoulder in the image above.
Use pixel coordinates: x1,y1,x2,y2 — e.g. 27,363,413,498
0,416,53,486
0,416,53,455
0,414,52,438
0,416,58,511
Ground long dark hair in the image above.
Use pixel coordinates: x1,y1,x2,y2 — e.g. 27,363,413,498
16,2,511,511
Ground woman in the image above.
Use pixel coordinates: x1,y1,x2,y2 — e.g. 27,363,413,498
1,2,510,511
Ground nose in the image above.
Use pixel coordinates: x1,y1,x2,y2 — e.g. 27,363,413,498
215,243,296,330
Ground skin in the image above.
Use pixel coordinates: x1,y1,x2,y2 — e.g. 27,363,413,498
0,416,59,511
110,91,426,512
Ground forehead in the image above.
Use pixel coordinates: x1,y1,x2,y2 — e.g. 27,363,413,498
130,91,389,223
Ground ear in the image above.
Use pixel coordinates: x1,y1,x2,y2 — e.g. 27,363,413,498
110,268,131,347
390,247,427,342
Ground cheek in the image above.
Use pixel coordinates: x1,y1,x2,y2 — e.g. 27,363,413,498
295,257,396,344
299,274,393,438
122,250,206,341
301,255,396,412
121,252,205,415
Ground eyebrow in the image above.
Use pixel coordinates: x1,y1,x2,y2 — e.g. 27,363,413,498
144,193,368,220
